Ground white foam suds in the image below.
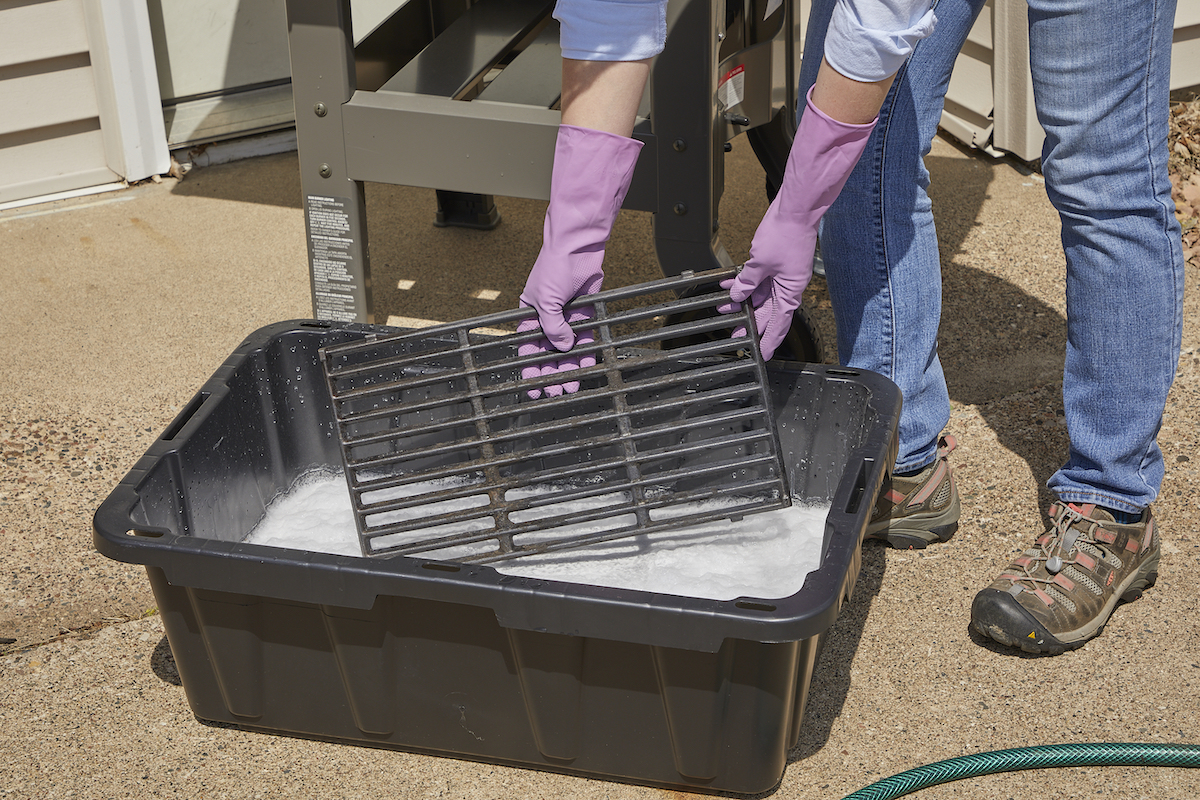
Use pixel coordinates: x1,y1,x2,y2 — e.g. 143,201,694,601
245,470,829,601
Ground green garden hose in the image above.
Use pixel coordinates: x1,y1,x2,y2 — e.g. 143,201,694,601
842,743,1200,800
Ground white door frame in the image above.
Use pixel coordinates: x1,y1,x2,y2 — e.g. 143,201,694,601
83,0,170,181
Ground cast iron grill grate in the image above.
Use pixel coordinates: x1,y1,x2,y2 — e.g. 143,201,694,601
319,268,791,562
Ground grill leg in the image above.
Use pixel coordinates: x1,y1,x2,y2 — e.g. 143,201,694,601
286,0,375,324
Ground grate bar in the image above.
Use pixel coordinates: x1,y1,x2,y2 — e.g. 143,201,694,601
348,398,776,490
363,477,788,562
327,310,756,406
345,377,767,474
467,502,787,563
320,267,792,560
323,271,742,377
357,432,780,524
339,357,761,449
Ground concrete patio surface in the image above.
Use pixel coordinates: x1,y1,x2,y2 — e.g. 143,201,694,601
2,133,1198,799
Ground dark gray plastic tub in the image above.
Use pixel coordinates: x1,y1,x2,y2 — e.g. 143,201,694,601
94,320,899,795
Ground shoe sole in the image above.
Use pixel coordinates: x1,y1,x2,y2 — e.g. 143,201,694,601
865,492,961,550
971,553,1160,655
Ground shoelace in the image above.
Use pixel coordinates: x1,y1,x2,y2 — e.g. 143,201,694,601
1006,503,1107,594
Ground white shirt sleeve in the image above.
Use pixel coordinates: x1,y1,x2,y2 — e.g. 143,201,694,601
822,0,937,83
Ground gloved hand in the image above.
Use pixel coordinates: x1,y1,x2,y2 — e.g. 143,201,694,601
518,124,643,398
720,87,876,360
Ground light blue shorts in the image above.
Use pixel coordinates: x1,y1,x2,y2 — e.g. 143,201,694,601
554,0,669,61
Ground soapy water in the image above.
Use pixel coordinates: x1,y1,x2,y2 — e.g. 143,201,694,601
245,470,830,601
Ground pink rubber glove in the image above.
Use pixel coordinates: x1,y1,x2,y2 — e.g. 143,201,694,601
720,87,876,360
518,124,643,398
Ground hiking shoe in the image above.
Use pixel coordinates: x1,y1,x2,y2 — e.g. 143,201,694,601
865,435,960,549
970,502,1160,655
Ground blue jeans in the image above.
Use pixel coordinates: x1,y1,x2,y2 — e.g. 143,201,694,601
800,0,1185,511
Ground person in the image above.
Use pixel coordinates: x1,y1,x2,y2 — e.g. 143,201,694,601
518,0,1184,655
515,0,937,397
796,0,1185,654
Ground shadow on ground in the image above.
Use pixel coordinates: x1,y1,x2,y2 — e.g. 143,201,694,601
925,142,1070,515
170,151,304,209
787,543,887,763
152,635,182,686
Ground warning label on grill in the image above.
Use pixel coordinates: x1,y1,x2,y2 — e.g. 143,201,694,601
306,194,359,322
718,65,745,109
